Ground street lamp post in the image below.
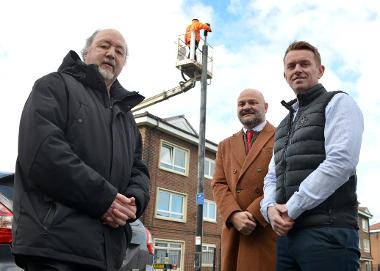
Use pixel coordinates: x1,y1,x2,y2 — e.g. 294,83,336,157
194,30,209,271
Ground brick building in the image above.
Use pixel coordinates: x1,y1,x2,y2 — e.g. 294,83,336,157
359,207,373,271
135,112,221,270
370,222,380,271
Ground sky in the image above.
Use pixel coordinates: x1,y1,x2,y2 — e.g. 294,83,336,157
1,0,379,223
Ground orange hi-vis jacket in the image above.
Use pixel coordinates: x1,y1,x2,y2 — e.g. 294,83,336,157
185,19,212,45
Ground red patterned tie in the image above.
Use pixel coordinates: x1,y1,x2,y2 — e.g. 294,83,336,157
247,130,254,151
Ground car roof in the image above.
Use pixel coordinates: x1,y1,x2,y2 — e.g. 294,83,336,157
0,172,14,183
0,172,14,178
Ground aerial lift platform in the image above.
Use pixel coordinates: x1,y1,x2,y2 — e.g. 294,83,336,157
175,33,213,81
132,32,213,113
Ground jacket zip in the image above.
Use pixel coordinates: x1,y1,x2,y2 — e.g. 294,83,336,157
108,96,114,183
106,95,114,271
281,109,299,191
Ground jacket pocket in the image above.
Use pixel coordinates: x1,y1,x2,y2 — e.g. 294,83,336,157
41,201,75,229
42,202,56,229
66,102,87,140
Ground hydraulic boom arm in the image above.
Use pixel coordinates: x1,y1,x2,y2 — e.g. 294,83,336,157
131,78,196,113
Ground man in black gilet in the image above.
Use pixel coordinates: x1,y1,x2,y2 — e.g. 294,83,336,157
260,41,363,271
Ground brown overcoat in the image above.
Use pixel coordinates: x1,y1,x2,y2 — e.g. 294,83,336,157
212,122,277,271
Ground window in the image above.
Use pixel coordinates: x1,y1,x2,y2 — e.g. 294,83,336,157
154,240,184,270
156,188,186,222
204,158,215,179
362,218,369,232
363,239,370,253
160,141,189,175
203,199,217,222
365,261,371,271
202,244,216,267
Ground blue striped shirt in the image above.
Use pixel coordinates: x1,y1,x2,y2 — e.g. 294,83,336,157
260,92,364,221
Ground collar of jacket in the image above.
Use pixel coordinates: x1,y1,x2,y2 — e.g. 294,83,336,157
296,83,326,106
280,83,326,112
57,50,144,109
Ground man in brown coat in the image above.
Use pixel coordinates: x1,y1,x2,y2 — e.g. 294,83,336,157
212,88,277,271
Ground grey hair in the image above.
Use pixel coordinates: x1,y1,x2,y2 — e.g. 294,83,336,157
81,30,100,60
81,29,128,61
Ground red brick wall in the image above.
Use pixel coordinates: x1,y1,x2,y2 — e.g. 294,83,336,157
358,215,373,271
371,232,380,271
138,124,221,270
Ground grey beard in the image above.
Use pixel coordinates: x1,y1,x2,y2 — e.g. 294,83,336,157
98,67,114,81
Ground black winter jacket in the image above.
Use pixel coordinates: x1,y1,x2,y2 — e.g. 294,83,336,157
12,51,150,270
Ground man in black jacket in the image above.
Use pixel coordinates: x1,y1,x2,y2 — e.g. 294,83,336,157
12,29,150,271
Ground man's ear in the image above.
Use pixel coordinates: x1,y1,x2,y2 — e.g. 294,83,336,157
318,65,325,79
82,50,87,61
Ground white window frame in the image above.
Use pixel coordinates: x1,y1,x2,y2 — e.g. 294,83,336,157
362,218,369,232
365,261,371,271
155,188,187,223
202,243,216,267
154,239,185,271
204,158,215,179
363,238,370,253
203,199,217,223
159,141,189,176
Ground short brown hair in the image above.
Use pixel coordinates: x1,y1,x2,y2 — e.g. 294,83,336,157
283,41,321,65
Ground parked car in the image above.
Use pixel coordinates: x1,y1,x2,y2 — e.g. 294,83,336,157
0,172,22,271
0,172,154,271
121,219,154,271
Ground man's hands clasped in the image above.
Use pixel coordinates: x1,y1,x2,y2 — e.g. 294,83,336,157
268,204,294,236
101,193,137,228
231,211,257,235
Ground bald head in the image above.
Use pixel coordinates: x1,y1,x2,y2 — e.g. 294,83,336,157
238,89,266,104
237,88,268,129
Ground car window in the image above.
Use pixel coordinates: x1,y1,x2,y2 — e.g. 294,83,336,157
0,185,13,200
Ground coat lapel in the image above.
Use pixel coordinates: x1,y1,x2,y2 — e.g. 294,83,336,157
238,122,275,180
230,130,247,170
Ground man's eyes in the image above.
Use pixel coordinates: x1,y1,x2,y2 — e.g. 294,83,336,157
287,62,310,69
99,43,110,49
98,44,125,56
116,49,125,55
239,101,258,106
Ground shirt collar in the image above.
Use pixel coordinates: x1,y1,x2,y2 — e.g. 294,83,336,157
243,120,267,133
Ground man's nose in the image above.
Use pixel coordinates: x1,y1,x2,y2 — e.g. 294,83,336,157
105,47,116,59
242,103,252,110
294,64,302,73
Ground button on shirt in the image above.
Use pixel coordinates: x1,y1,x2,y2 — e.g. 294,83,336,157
260,93,364,221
